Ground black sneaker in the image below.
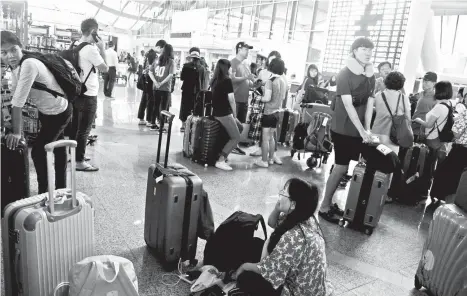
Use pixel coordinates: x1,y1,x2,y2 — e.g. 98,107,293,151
232,147,246,155
150,125,160,131
318,210,341,224
332,203,344,216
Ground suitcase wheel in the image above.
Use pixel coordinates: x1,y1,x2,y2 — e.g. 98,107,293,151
364,227,373,235
291,149,296,157
338,219,346,227
414,275,422,290
307,157,318,169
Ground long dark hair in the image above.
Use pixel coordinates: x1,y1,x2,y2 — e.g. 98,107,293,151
267,178,323,254
159,44,174,66
307,64,320,86
210,59,231,89
145,49,157,67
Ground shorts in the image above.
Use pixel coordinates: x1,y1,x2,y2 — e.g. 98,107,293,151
262,113,279,128
331,131,364,166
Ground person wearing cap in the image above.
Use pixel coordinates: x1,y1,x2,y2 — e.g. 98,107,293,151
318,37,376,224
104,41,118,98
231,41,256,155
411,71,438,141
179,47,206,131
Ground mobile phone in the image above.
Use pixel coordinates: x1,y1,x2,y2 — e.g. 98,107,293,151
91,32,100,43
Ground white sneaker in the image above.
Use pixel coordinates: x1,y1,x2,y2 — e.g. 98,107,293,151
146,122,152,127
215,161,233,171
269,159,274,165
272,155,283,165
250,148,262,156
138,120,146,125
255,160,269,168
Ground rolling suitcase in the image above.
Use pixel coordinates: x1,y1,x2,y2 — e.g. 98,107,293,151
2,140,95,296
400,143,432,202
341,161,391,235
455,168,467,212
145,110,202,270
301,103,333,124
192,117,228,166
276,109,300,144
414,204,467,295
1,137,30,217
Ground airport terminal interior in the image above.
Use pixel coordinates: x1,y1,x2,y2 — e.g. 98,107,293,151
1,0,467,296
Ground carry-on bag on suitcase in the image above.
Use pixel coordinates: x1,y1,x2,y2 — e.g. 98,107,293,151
1,136,30,217
2,140,95,296
276,109,300,144
145,110,202,270
414,204,467,295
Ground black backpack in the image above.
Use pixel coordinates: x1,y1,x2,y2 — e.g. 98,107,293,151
293,122,308,151
60,42,91,75
203,211,267,272
437,102,455,142
19,52,82,103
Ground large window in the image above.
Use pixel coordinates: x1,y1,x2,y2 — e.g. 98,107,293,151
294,0,314,41
256,4,273,39
241,5,254,38
228,8,242,38
272,2,288,40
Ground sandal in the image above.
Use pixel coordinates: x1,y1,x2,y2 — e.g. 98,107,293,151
76,163,99,172
385,195,393,204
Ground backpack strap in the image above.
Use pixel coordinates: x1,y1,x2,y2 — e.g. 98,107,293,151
435,102,453,133
73,42,96,80
19,56,66,98
257,215,268,240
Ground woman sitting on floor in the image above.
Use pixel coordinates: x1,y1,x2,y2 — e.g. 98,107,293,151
234,178,332,296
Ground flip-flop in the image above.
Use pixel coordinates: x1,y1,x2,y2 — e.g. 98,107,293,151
68,157,90,162
76,165,99,172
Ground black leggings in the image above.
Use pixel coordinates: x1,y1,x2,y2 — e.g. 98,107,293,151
237,271,283,296
151,90,170,125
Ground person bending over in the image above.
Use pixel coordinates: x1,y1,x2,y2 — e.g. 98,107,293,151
234,178,331,296
211,59,243,171
2,30,72,193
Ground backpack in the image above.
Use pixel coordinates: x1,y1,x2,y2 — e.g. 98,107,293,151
19,51,82,103
203,211,267,272
304,112,333,153
292,122,308,151
437,102,455,142
60,42,91,75
381,92,414,148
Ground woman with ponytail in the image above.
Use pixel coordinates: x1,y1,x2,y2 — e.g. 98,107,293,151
234,178,332,296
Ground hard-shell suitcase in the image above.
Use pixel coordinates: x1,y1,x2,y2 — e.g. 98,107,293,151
145,111,202,269
414,204,467,295
2,140,95,296
1,137,30,217
192,117,228,166
341,162,391,235
455,168,467,212
183,114,201,159
301,103,333,124
403,143,430,182
276,109,299,144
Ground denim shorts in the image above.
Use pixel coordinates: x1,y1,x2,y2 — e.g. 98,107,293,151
262,113,279,128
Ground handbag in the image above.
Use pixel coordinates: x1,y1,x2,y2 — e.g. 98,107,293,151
381,92,414,148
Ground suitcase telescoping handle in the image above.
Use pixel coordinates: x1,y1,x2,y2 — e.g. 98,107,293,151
156,110,176,168
44,140,77,215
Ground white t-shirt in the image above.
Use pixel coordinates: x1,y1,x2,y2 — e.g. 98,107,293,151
77,42,104,96
105,48,118,67
425,101,450,140
11,58,68,115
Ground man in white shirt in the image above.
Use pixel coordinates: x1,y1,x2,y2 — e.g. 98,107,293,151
70,18,108,172
2,30,72,193
104,41,118,98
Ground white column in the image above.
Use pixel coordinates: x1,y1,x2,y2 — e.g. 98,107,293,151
421,12,441,73
398,0,433,94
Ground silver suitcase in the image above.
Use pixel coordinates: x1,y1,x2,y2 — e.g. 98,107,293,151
340,162,391,235
2,140,95,296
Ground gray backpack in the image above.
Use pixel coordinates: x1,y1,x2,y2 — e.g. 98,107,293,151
381,92,414,148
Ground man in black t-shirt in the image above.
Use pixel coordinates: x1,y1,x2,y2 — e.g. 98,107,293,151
319,37,376,223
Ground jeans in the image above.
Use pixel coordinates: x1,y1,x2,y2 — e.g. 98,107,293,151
236,102,248,124
32,103,72,194
151,90,170,125
137,90,153,121
215,114,243,158
103,66,116,96
70,95,97,162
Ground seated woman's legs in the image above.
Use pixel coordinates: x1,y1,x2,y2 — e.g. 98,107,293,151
261,127,271,163
214,114,241,170
237,271,282,296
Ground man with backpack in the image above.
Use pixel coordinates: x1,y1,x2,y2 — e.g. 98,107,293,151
70,18,109,172
2,30,72,193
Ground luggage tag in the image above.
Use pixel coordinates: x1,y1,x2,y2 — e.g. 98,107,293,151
376,144,391,156
322,117,328,126
406,172,419,184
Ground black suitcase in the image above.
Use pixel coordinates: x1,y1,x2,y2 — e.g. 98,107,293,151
1,137,29,217
192,117,228,166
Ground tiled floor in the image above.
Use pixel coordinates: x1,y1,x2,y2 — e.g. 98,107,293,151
2,80,434,295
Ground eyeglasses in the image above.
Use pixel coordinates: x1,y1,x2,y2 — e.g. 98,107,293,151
279,190,290,199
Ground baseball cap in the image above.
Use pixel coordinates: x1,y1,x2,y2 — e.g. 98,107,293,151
422,71,437,82
236,42,253,52
189,47,200,58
